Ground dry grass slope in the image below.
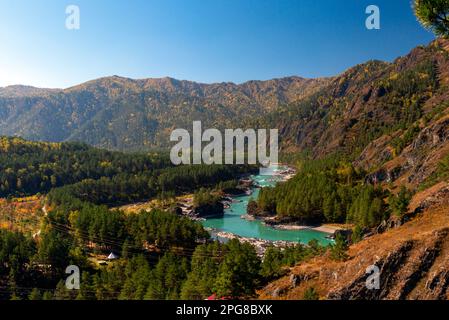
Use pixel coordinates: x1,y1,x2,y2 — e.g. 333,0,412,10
259,182,449,300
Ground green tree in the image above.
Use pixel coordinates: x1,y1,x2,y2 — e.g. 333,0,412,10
214,239,261,298
28,288,42,300
181,243,221,300
303,287,319,300
330,233,349,261
0,230,36,279
260,247,285,279
42,291,54,300
388,186,411,217
351,225,364,244
10,293,21,300
74,272,90,300
37,229,71,272
120,255,152,300
214,263,234,298
144,253,189,300
54,280,72,300
414,0,449,38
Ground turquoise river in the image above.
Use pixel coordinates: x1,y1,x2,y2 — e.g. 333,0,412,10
201,166,333,246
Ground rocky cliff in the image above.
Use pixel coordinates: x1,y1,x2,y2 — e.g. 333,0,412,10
259,182,449,300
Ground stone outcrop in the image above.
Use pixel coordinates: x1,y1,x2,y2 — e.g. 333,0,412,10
258,186,449,300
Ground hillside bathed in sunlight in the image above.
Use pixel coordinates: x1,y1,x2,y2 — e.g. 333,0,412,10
1,0,449,310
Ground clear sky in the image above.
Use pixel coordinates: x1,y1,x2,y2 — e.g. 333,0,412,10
0,0,435,88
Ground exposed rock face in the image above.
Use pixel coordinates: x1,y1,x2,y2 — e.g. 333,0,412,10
327,229,449,300
327,240,415,300
376,215,407,234
290,274,299,288
359,115,449,189
273,40,449,159
406,117,449,185
258,184,449,300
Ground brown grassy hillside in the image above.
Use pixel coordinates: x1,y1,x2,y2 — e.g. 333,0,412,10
259,182,449,300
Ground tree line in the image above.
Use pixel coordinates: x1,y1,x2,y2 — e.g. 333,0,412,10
0,137,171,198
254,155,411,229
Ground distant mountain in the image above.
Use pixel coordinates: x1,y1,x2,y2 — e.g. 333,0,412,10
0,85,58,98
1,40,448,189
0,76,328,151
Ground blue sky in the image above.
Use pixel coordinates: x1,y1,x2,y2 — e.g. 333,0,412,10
0,0,435,88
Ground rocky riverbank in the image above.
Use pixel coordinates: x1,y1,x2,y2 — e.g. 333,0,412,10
210,229,298,256
200,165,338,249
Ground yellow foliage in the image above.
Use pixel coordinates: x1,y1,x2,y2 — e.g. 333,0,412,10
100,161,112,168
11,195,40,202
389,72,399,80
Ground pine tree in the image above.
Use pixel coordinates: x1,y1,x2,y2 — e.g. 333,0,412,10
42,291,54,300
330,233,349,261
28,288,42,300
388,186,411,217
351,225,363,244
303,287,319,300
214,263,234,298
260,247,284,279
414,0,449,38
54,280,71,300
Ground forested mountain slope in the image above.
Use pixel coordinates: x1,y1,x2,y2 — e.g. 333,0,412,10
0,76,327,151
1,40,447,162
255,39,449,301
1,39,449,301
246,39,449,229
263,39,449,160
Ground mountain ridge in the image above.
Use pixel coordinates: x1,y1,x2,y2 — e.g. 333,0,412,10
0,75,326,91
0,39,448,156
0,74,330,150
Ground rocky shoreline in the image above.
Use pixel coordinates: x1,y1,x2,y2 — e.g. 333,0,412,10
189,164,340,252
208,229,298,256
